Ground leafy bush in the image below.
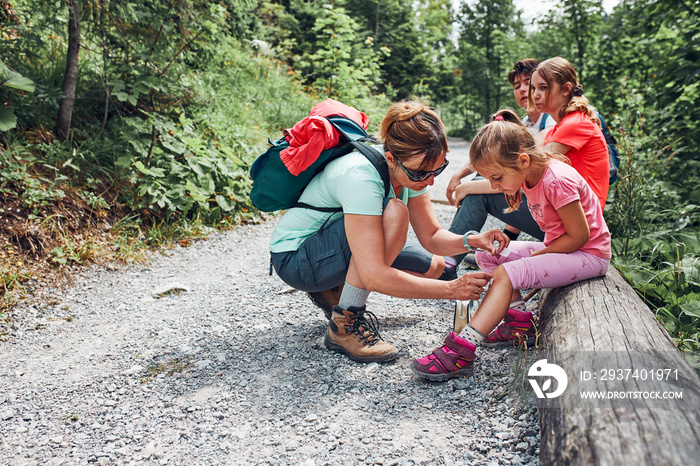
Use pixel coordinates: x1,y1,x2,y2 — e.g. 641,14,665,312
607,91,700,351
112,112,253,222
295,5,389,102
0,60,36,130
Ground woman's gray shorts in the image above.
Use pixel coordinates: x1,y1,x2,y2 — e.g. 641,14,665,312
271,210,434,293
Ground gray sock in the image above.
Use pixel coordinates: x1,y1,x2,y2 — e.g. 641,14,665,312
509,299,527,313
338,283,370,310
458,324,485,346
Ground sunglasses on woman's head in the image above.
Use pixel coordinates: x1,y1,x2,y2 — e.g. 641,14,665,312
394,157,449,182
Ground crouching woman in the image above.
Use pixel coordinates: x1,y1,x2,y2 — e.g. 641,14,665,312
270,98,507,363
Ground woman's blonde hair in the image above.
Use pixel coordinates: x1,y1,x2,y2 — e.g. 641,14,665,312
528,56,599,125
379,97,448,170
470,108,569,211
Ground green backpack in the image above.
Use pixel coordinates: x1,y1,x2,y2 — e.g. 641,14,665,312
249,116,389,212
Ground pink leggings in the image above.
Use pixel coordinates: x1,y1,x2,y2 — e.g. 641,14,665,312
475,241,610,290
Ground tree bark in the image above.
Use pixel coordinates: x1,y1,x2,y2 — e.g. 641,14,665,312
57,0,81,140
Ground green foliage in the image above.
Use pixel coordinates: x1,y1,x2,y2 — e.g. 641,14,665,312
261,2,392,102
530,0,699,163
259,0,456,102
1,1,321,224
0,142,67,212
557,0,603,83
109,213,210,256
0,130,119,220
0,59,36,130
337,0,456,100
49,236,95,266
0,61,35,93
113,111,253,221
452,0,526,135
1,0,392,230
615,249,700,352
296,5,388,102
216,0,262,40
606,86,700,351
408,0,459,102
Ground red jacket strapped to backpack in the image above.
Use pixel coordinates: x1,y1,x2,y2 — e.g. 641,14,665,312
280,99,370,176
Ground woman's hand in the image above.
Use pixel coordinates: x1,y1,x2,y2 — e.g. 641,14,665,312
466,228,510,255
453,271,492,301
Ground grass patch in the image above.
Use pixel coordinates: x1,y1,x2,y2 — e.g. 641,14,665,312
142,356,193,383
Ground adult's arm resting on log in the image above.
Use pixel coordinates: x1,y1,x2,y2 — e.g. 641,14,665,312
537,267,700,466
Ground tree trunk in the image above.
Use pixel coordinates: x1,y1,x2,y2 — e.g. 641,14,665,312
57,0,81,140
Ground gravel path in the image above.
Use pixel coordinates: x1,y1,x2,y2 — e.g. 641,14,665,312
0,139,541,466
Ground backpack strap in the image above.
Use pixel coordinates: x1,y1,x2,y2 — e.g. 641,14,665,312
292,203,343,212
293,140,390,212
539,113,549,131
325,116,390,198
348,140,391,199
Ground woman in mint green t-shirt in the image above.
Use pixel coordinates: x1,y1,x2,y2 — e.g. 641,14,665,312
270,98,509,364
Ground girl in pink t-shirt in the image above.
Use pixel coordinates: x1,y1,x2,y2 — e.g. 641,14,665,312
411,108,611,381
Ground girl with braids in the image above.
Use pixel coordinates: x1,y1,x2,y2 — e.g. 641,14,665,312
412,109,611,381
530,56,610,208
270,98,508,364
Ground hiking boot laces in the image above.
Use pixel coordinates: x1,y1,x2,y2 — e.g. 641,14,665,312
345,309,383,347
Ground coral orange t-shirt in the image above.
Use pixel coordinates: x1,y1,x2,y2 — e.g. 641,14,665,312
544,111,609,209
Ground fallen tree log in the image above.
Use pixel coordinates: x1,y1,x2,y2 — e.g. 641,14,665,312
536,267,700,465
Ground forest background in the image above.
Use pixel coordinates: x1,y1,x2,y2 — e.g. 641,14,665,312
1,0,698,358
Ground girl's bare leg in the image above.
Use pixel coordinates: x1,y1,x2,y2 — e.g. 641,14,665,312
468,265,514,336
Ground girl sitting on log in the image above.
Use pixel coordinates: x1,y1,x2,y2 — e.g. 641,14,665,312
411,108,611,381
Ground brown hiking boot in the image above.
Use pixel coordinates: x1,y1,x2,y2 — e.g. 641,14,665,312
307,284,344,320
324,305,399,363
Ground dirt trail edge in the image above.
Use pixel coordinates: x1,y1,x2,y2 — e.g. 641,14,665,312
1,138,540,466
